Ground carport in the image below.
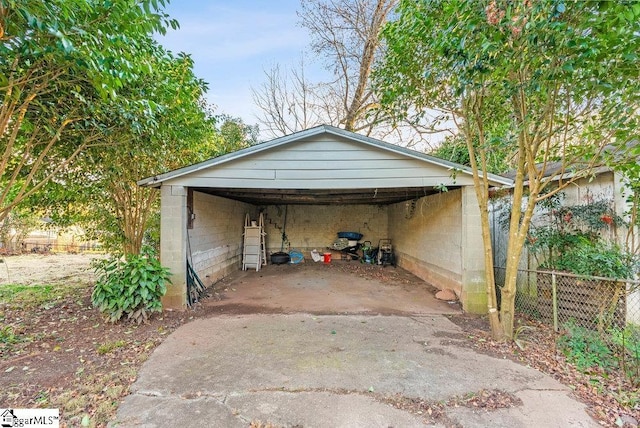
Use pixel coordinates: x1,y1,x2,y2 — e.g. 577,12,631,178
138,125,512,314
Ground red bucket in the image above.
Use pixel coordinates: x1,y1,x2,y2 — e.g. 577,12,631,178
323,253,332,264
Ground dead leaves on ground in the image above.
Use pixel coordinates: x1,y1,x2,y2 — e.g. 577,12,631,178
449,315,640,427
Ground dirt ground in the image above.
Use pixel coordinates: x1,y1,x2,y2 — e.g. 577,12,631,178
0,253,104,286
0,254,637,427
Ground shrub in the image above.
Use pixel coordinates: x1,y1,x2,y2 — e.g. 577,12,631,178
91,247,170,324
558,320,616,371
555,239,635,279
528,194,637,279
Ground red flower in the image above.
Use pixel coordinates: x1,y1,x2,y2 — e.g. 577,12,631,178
601,215,613,225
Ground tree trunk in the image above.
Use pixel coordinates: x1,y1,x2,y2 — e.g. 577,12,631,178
112,182,158,256
461,94,505,339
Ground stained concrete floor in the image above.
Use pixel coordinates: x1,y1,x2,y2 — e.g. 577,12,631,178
200,260,461,316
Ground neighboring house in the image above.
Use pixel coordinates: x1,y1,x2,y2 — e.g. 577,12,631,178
491,166,634,270
1,224,99,254
490,166,639,325
138,125,512,313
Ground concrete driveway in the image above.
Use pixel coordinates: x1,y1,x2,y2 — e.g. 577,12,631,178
111,263,597,427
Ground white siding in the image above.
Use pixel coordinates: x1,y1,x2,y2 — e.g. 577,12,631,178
163,136,474,189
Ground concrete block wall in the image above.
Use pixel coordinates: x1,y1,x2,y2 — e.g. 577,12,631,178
388,190,463,295
262,204,388,255
160,185,188,309
189,191,256,284
459,187,487,314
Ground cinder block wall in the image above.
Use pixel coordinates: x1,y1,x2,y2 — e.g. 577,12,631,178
388,190,463,294
262,204,388,255
188,191,256,284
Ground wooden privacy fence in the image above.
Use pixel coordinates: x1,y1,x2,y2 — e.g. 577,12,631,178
494,267,640,332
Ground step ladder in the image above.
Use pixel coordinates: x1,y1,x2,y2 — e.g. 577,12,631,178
242,213,266,271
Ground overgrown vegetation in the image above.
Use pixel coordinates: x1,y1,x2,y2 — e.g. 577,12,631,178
91,248,170,324
376,0,640,341
525,193,637,279
558,320,640,407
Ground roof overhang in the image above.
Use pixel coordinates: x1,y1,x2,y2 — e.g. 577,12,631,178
195,186,447,206
139,125,513,206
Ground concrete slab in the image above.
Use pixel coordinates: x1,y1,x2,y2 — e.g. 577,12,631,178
202,262,460,316
227,391,433,428
111,314,598,427
448,389,596,428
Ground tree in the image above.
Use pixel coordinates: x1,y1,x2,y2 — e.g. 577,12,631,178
300,0,396,133
216,114,259,152
254,0,433,141
36,52,259,255
431,134,511,174
376,0,640,339
37,49,222,255
252,61,332,136
0,0,177,223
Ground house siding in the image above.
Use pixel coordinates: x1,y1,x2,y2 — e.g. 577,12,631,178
163,136,475,190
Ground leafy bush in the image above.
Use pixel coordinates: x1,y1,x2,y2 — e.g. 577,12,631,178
528,194,637,279
558,320,616,371
555,239,635,279
91,248,170,324
609,324,640,386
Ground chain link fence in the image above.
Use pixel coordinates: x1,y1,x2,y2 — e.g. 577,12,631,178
495,267,640,389
0,242,104,255
495,267,640,332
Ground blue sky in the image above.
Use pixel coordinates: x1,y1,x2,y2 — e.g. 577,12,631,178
158,0,311,125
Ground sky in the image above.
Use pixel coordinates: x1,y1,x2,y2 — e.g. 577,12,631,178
158,0,311,126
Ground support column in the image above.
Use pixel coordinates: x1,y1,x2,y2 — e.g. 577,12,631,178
460,186,488,314
160,185,187,309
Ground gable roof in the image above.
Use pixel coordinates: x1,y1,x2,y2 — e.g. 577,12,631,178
138,125,512,189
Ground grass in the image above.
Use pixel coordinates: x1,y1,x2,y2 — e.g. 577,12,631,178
0,283,83,309
0,325,27,345
52,367,138,427
96,340,128,355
